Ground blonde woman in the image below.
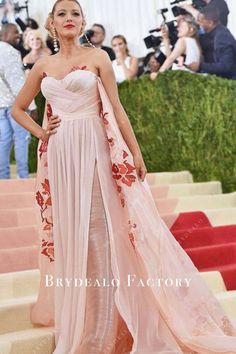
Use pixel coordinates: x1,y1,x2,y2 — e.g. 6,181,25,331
111,34,138,83
23,30,51,74
12,1,236,353
151,15,201,79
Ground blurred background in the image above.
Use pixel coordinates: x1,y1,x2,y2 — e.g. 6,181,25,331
0,0,235,57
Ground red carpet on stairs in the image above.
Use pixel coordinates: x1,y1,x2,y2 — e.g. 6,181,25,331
170,211,212,232
169,213,236,291
173,225,236,248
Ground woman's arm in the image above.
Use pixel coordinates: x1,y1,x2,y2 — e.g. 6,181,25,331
180,4,199,20
161,25,172,57
159,38,186,73
121,56,139,80
12,58,60,141
97,50,147,181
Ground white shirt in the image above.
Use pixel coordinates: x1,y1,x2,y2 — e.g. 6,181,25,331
172,37,201,72
0,41,25,108
112,56,132,84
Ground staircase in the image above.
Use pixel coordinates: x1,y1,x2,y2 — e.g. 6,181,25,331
0,170,236,353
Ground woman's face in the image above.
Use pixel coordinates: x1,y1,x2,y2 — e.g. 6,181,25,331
28,33,42,50
52,0,84,39
177,20,192,38
112,38,127,55
148,55,160,73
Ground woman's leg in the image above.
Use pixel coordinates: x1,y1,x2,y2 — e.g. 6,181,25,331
77,162,119,354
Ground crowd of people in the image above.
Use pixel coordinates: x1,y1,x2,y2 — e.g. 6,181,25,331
0,0,236,179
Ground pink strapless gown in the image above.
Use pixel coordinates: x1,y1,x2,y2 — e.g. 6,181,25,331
31,68,236,354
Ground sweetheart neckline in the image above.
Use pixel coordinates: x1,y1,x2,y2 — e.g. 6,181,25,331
41,68,99,82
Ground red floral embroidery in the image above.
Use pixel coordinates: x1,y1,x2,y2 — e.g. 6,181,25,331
36,191,44,209
41,239,54,262
39,141,48,159
42,71,47,79
107,137,114,147
36,178,54,262
70,65,87,72
46,103,53,118
112,151,136,187
99,102,137,207
100,109,109,125
128,220,137,250
117,185,125,208
38,103,53,159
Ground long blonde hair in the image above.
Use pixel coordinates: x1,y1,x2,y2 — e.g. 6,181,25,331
182,14,199,39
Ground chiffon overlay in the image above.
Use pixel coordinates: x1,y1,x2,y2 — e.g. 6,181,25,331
31,66,236,354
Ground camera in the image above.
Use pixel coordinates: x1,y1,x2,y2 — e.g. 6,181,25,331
14,1,29,14
144,35,162,49
171,0,207,17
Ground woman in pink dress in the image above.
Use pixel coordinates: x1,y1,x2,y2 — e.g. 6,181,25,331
12,0,236,353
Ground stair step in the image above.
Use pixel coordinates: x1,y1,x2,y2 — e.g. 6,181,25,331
0,179,35,194
200,271,227,293
0,296,39,334
151,181,222,198
0,193,35,209
0,270,40,300
146,170,193,185
0,226,39,249
201,264,236,291
162,208,236,230
0,246,39,273
0,209,37,228
156,193,236,214
215,291,236,319
0,327,55,354
186,243,236,269
173,225,236,249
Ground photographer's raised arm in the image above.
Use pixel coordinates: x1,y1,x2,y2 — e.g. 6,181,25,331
11,59,48,141
180,4,200,19
159,38,186,72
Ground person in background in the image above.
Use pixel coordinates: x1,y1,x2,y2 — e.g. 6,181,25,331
23,30,51,75
145,53,162,75
111,34,138,84
0,24,30,179
139,51,166,78
90,23,115,60
187,6,236,80
150,14,201,80
181,0,229,26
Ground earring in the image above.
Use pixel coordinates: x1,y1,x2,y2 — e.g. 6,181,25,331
52,27,59,52
84,32,96,48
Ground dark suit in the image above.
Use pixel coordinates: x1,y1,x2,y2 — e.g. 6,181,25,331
101,46,116,61
199,25,236,80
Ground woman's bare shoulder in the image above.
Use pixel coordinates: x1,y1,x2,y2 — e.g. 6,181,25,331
92,47,111,64
29,56,51,77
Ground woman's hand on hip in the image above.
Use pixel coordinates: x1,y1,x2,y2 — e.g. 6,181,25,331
40,115,61,142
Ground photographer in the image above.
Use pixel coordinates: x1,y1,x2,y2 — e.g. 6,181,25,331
181,0,229,26
90,24,115,61
150,14,201,80
187,6,236,80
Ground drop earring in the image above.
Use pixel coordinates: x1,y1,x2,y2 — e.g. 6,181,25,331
52,27,59,53
84,32,96,48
